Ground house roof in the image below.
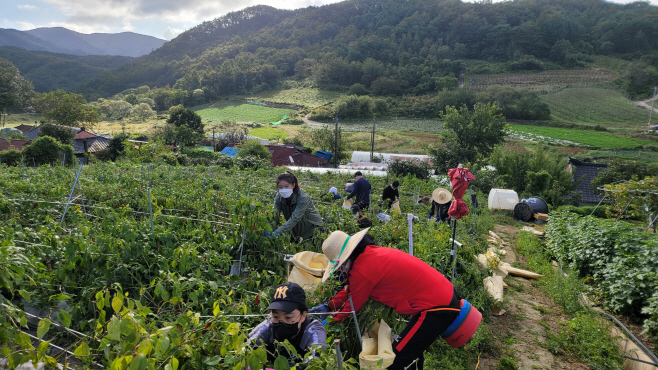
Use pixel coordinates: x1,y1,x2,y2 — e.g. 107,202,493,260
220,147,240,157
74,131,97,139
27,125,82,140
569,157,608,203
266,145,327,167
0,139,31,151
73,136,109,154
14,124,35,133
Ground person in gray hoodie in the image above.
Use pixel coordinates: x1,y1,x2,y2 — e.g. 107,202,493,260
248,282,326,365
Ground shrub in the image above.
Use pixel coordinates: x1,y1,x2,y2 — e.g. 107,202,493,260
283,117,304,125
476,86,551,120
387,159,432,180
235,155,271,170
37,123,75,145
347,83,369,96
0,149,23,166
212,155,234,169
235,140,271,160
22,136,74,166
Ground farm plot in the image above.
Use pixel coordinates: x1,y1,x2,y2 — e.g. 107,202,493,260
323,119,446,134
196,103,294,123
0,163,494,370
469,69,615,92
509,124,655,148
541,87,648,125
247,88,342,109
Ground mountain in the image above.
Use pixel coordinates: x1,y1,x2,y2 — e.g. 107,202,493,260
0,27,166,57
76,0,658,100
0,46,134,92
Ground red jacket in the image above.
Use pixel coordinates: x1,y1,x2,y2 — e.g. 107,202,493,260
327,245,454,323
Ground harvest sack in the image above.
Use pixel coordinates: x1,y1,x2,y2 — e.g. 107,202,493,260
390,201,401,213
359,320,396,369
287,251,329,292
342,198,354,209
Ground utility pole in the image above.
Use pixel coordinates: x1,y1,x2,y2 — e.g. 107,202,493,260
333,116,339,168
212,128,216,152
370,115,376,162
649,86,656,128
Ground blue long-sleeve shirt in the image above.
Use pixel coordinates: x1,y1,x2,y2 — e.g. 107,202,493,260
346,177,371,205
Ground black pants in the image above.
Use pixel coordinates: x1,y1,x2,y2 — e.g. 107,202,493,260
389,290,461,370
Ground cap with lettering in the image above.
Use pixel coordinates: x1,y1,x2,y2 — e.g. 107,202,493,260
266,282,306,313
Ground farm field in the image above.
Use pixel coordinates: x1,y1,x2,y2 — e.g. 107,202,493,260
326,119,446,134
195,103,295,124
247,88,342,109
248,126,289,141
541,87,649,125
509,124,656,148
468,69,616,92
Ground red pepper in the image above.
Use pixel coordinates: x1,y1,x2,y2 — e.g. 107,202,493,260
255,295,260,305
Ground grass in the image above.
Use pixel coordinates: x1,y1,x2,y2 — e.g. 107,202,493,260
331,119,446,134
195,102,294,124
247,88,342,109
248,126,288,141
542,87,648,125
343,130,440,155
510,124,655,148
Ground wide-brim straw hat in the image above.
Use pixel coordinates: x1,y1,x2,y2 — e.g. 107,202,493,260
433,188,452,204
321,228,370,283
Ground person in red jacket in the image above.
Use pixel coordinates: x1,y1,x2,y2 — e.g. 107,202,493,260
309,228,461,370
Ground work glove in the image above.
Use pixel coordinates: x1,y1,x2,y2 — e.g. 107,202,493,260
309,303,330,320
264,231,279,237
435,216,441,222
427,215,432,220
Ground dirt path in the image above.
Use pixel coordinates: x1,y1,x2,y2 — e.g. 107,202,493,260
302,113,325,126
636,94,658,115
477,225,590,370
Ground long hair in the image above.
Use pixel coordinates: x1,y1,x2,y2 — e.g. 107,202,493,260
276,171,300,193
349,233,376,262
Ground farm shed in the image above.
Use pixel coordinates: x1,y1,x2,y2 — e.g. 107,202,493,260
350,151,432,165
568,157,608,203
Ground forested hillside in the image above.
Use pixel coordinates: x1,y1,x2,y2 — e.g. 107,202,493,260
0,46,133,92
78,0,658,100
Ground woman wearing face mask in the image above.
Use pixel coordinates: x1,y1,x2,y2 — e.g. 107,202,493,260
248,282,327,365
273,171,323,241
309,228,481,370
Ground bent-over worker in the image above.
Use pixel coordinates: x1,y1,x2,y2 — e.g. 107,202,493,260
273,171,323,240
381,180,400,209
310,228,465,370
345,171,371,210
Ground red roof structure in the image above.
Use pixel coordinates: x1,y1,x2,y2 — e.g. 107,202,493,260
14,124,35,133
0,139,31,151
266,145,328,167
74,130,97,140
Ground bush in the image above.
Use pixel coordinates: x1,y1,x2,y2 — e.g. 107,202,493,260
283,117,304,125
22,136,74,166
0,149,23,166
37,123,75,145
347,83,369,96
235,140,271,160
235,155,271,170
212,155,234,169
387,159,432,180
477,86,551,120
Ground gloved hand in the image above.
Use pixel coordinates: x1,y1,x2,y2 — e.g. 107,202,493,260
309,303,330,320
427,215,432,220
264,231,279,237
435,216,441,222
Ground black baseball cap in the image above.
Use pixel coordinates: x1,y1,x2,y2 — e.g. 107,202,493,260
266,282,306,313
351,203,361,214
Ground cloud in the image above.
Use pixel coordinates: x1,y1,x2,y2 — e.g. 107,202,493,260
163,26,184,40
2,19,36,30
17,4,38,10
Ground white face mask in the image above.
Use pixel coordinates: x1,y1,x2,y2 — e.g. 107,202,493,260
279,188,293,198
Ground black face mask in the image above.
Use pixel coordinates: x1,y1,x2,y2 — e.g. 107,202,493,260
272,321,301,341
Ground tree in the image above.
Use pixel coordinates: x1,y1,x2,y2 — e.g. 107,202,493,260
235,140,271,160
35,90,100,130
22,136,74,166
429,103,507,172
311,124,348,163
37,123,75,145
131,103,156,121
124,94,138,106
0,58,34,127
167,108,204,134
98,100,133,121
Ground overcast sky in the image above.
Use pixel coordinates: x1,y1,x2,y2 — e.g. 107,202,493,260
2,0,657,40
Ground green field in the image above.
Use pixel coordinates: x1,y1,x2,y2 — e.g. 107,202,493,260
195,103,294,123
510,124,655,148
328,119,446,133
248,126,288,140
542,87,648,125
247,88,342,109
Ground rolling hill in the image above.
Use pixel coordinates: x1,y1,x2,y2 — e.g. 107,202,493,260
0,27,166,57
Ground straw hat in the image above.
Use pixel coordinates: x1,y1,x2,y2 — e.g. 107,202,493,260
321,228,370,283
432,188,452,204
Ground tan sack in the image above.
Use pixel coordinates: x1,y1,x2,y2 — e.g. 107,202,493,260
342,198,354,209
359,320,396,369
287,251,329,292
390,201,401,213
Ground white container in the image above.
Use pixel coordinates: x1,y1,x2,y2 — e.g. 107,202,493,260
488,189,519,210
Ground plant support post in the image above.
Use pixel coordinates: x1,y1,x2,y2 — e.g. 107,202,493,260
407,213,414,256
148,187,153,232
334,339,343,370
348,295,362,350
61,164,83,222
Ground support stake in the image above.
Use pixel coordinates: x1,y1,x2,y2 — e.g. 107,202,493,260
348,295,362,350
334,339,343,370
407,213,414,256
61,164,83,222
148,187,154,233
